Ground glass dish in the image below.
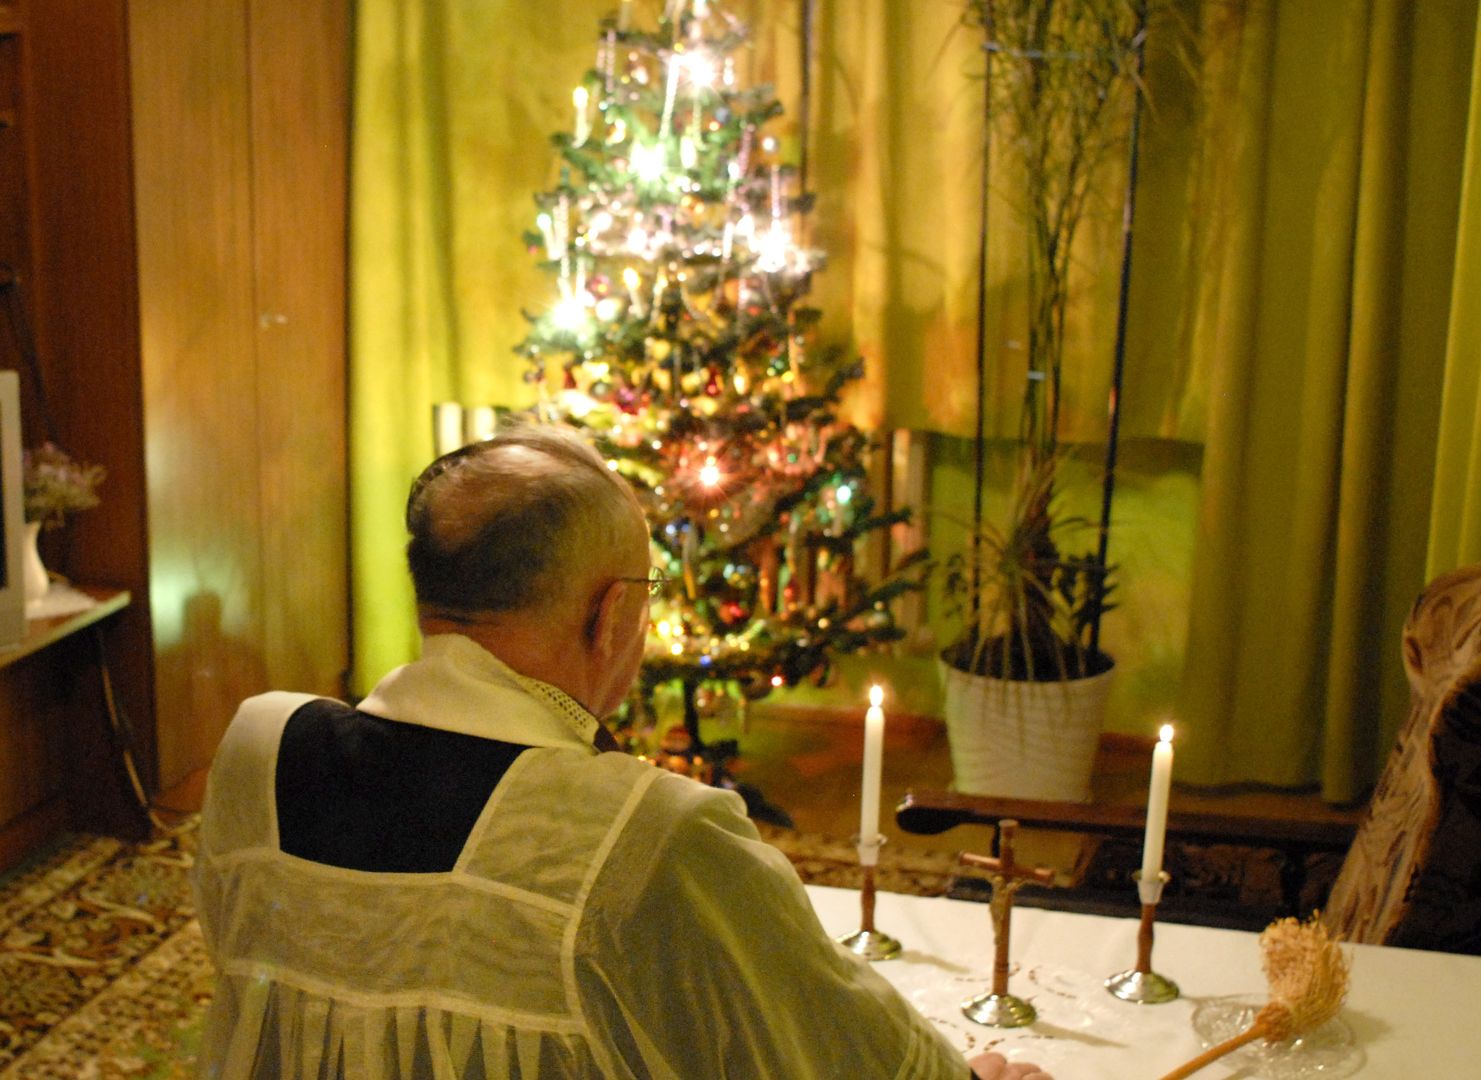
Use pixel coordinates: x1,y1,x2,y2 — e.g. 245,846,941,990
1190,995,1362,1079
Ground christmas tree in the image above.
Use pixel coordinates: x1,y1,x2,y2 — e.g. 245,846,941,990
516,0,927,785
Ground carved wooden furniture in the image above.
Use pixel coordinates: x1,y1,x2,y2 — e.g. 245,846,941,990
1324,562,1481,953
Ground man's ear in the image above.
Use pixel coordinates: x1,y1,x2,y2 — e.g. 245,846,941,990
584,581,623,656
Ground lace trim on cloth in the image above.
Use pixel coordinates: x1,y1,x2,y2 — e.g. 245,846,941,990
511,672,600,747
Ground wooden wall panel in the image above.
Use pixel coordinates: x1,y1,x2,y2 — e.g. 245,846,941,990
249,0,350,699
129,0,350,787
24,0,157,792
128,0,265,788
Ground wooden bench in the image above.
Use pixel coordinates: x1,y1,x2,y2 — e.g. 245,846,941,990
897,789,1360,928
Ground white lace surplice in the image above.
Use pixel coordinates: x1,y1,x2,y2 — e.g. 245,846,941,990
193,638,968,1079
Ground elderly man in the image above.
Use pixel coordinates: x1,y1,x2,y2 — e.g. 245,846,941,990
193,422,1049,1080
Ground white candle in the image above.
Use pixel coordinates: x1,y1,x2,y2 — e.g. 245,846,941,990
660,53,681,136
622,266,644,313
1140,724,1175,884
432,402,464,457
859,685,886,863
536,212,558,260
463,406,496,445
572,86,591,146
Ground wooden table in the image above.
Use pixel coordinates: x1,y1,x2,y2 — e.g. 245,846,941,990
807,883,1481,1077
0,587,130,670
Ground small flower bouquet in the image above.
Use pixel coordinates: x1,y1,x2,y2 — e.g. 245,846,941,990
23,442,105,529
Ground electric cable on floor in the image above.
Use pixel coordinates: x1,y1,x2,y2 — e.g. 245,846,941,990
91,624,183,835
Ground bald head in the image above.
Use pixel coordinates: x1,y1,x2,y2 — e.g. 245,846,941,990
406,422,647,621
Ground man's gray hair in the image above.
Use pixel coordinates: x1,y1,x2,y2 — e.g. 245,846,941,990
405,421,642,617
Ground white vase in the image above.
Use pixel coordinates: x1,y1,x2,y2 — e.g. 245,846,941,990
939,657,1115,803
22,520,50,602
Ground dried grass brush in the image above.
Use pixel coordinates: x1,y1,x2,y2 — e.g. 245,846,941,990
1157,914,1350,1080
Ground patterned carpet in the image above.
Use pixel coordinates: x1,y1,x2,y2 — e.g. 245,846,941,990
0,820,208,1079
0,818,957,1078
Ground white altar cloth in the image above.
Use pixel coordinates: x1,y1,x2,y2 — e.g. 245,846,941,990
806,884,1481,1077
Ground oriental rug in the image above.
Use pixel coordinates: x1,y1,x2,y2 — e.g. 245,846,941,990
0,819,207,1080
0,818,956,1078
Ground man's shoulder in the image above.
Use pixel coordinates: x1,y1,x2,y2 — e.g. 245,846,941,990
227,691,336,736
514,750,750,839
614,763,757,857
212,691,330,769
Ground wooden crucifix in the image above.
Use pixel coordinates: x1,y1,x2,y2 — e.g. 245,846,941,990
958,819,1056,1027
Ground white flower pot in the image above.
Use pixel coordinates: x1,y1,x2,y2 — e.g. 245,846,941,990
22,520,49,603
939,657,1115,803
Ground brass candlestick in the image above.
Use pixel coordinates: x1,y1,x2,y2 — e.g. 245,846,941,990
960,820,1055,1028
1105,869,1180,1003
835,835,902,961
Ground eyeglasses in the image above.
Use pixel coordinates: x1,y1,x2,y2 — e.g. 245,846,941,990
615,569,668,597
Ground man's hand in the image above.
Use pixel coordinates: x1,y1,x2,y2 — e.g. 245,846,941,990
969,1050,1054,1080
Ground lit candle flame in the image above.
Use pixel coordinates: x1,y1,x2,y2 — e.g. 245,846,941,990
869,685,883,708
684,52,717,87
551,293,589,331
630,141,666,183
755,220,790,273
1159,723,1174,744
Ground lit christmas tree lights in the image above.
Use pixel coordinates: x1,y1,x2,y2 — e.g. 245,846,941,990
516,0,928,791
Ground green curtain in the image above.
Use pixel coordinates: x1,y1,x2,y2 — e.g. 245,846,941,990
1174,0,1478,802
350,0,622,688
1429,6,1481,576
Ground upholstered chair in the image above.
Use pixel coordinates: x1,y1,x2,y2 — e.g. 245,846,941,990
1324,562,1481,953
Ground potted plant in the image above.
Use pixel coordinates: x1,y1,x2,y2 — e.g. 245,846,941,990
938,0,1149,801
940,452,1116,800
